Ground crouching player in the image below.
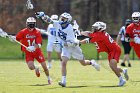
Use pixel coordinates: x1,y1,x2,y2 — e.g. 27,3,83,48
10,17,51,84
80,21,129,86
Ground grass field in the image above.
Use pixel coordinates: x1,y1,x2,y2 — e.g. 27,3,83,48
0,60,140,93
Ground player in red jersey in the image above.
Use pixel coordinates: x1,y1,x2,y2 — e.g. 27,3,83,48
125,12,140,59
14,17,51,84
80,21,128,86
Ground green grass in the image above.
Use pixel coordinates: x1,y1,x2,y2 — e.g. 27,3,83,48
0,37,139,60
0,60,140,93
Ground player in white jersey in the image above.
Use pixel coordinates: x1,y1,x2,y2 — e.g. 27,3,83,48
36,12,100,87
46,15,62,69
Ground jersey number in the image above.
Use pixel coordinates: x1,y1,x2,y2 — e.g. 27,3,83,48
105,32,114,43
27,39,35,46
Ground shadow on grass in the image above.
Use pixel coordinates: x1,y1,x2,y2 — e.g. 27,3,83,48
48,85,88,89
99,85,120,88
28,84,50,86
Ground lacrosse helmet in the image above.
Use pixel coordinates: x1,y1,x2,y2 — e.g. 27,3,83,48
131,12,140,23
50,15,58,20
92,21,106,32
26,17,36,28
59,12,72,24
125,19,131,26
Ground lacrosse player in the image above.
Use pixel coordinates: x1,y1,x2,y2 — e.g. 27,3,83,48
125,12,140,59
46,14,62,69
10,17,51,84
36,12,100,87
116,19,132,67
80,21,129,86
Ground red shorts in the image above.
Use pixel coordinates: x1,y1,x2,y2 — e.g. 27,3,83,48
133,45,140,59
108,46,121,63
25,49,45,63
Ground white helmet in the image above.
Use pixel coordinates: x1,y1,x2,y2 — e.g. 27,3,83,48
131,12,140,23
50,15,58,20
59,12,72,23
92,21,106,32
26,17,36,28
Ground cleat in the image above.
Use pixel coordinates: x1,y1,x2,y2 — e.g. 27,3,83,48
91,60,100,71
128,63,131,67
48,80,52,85
123,68,129,81
121,63,126,67
35,67,40,77
58,81,66,87
47,63,52,69
118,79,126,86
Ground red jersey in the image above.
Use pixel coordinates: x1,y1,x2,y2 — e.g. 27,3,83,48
89,31,120,53
16,28,42,52
126,23,140,58
126,23,140,46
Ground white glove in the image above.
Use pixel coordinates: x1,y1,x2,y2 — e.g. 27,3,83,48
8,35,16,42
26,46,35,52
64,40,79,47
134,37,140,44
84,38,90,43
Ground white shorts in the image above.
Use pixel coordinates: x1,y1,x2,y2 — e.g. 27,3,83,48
61,46,84,60
47,42,61,53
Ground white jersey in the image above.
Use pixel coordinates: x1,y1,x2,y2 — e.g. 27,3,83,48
53,20,84,60
47,24,60,43
53,21,77,44
118,26,125,41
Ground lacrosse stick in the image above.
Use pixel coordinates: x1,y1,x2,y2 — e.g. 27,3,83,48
0,28,28,49
26,0,45,24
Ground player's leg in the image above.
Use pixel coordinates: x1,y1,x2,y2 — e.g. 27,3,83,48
109,59,126,86
125,43,131,67
120,41,126,66
58,47,70,87
40,62,51,84
54,44,62,67
26,61,41,77
26,52,40,77
79,60,100,71
109,47,128,86
46,43,53,69
58,56,68,87
47,51,52,69
72,46,100,71
35,50,51,84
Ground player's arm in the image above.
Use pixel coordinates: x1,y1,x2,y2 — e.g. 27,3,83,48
34,31,42,49
35,12,53,24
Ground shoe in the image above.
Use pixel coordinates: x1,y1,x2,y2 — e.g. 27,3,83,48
91,60,100,71
35,67,40,77
128,63,131,67
121,63,126,67
123,68,129,81
47,63,52,69
48,79,52,85
58,81,66,87
118,79,126,86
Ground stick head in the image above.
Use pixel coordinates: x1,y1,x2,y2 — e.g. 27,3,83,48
26,0,34,9
0,28,8,38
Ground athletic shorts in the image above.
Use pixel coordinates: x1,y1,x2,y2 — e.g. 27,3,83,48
25,49,45,63
133,45,140,59
47,42,61,53
108,46,121,63
121,41,131,54
61,46,84,60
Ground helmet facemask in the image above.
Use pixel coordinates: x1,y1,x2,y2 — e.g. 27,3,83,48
131,12,140,23
59,12,72,25
91,21,106,32
26,17,36,29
